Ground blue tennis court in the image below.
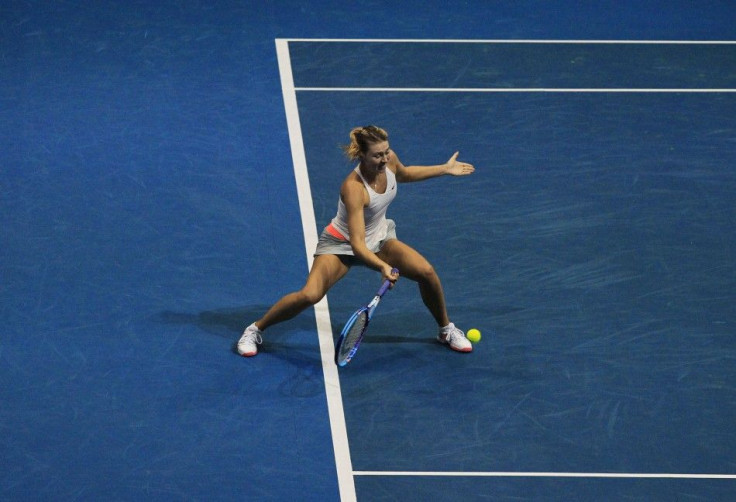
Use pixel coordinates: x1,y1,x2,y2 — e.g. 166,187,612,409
3,2,735,501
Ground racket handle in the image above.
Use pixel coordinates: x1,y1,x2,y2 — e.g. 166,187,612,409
377,268,399,296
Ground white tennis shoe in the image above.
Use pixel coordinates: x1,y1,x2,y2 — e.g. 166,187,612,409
238,323,263,357
437,323,473,353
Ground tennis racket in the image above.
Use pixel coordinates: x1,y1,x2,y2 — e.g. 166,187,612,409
334,268,398,367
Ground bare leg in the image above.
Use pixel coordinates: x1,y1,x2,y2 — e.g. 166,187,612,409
255,254,350,331
377,239,450,327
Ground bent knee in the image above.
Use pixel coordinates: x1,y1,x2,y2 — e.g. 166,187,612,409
413,262,438,283
298,287,326,306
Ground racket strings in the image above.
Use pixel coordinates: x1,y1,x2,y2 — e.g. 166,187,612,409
337,313,368,362
346,315,367,341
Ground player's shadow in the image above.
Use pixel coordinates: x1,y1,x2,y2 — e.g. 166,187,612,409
155,305,321,360
156,306,334,397
155,305,441,351
157,305,306,337
155,303,524,352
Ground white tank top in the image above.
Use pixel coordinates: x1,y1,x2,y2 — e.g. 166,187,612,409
330,167,397,250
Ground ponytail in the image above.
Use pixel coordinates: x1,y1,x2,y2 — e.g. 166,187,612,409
342,125,388,160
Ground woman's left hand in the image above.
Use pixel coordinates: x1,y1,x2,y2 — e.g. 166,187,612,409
445,152,475,176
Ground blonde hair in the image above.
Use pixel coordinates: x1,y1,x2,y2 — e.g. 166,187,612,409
343,125,388,161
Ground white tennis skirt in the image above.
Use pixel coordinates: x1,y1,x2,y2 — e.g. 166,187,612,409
314,219,397,256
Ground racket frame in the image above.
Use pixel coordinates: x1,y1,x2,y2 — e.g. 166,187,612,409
334,268,398,366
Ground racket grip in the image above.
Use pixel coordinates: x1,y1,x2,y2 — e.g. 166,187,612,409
378,268,399,296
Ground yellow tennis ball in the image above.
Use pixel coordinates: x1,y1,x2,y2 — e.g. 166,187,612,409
467,328,481,343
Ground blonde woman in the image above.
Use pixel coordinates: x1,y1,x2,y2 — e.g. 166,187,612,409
238,126,476,357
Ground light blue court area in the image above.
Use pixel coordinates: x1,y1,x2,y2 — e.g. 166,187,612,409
3,2,736,501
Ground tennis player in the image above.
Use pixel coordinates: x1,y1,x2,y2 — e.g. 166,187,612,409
238,125,475,357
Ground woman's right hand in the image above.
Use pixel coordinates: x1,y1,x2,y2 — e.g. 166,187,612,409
381,265,400,287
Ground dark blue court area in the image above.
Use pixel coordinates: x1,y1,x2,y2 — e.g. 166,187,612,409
3,2,736,501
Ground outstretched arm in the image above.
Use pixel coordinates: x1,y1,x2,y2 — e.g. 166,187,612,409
392,151,475,183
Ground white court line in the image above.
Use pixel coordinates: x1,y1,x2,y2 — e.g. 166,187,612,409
354,471,736,479
281,38,736,44
275,39,357,502
295,87,736,93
